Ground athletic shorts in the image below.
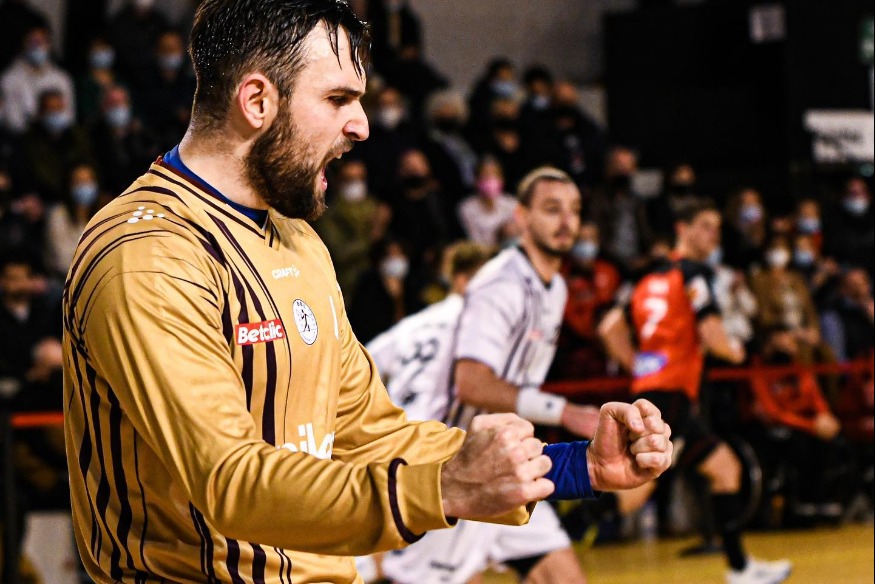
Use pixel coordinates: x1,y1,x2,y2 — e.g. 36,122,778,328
380,501,570,584
636,390,721,469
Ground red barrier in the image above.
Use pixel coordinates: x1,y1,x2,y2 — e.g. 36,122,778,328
10,412,64,429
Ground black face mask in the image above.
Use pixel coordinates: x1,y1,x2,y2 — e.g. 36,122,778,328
669,184,694,197
610,174,632,192
434,118,462,134
401,175,429,191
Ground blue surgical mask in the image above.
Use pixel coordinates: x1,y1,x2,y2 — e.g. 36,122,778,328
25,46,49,67
794,249,815,268
707,247,724,267
843,197,870,217
71,182,98,207
797,217,821,234
739,204,763,224
531,95,550,111
89,48,115,70
105,105,131,128
571,240,599,263
42,111,71,134
491,80,518,98
380,256,409,280
159,53,184,72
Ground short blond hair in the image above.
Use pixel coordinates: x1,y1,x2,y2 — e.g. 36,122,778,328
516,167,574,207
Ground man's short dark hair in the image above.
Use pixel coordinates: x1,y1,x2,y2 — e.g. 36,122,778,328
523,65,553,87
676,198,718,224
189,0,370,130
516,167,574,207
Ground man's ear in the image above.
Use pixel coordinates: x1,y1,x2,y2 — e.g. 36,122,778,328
236,73,276,131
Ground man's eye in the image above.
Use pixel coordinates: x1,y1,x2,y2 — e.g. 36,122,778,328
329,96,349,106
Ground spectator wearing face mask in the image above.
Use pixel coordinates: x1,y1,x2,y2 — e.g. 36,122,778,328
457,156,517,246
648,162,699,240
519,65,554,138
0,0,49,73
43,163,104,282
134,28,196,147
89,84,159,193
794,198,824,252
314,159,391,304
349,238,412,344
107,0,170,87
18,88,94,203
723,187,769,271
466,58,519,144
0,24,76,134
792,233,841,310
821,268,875,363
550,221,622,380
75,36,123,125
357,86,421,199
379,39,448,128
544,80,606,190
422,90,478,212
751,235,835,369
824,177,874,276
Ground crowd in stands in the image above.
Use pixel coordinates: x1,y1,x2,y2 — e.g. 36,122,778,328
0,0,872,557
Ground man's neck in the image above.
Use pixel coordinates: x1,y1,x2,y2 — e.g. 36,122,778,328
177,133,268,210
520,240,561,283
674,243,705,263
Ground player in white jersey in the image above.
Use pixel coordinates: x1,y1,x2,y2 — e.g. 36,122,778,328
380,168,600,584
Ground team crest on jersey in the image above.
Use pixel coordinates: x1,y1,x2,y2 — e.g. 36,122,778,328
293,299,318,345
633,352,668,378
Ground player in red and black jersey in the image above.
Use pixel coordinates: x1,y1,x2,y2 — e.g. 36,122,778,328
600,200,792,584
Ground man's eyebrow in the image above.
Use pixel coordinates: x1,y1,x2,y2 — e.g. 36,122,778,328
326,86,365,98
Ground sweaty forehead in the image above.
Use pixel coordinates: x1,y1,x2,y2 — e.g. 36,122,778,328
298,23,363,86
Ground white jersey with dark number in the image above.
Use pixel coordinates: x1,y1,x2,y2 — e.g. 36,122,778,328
449,247,567,429
366,294,463,423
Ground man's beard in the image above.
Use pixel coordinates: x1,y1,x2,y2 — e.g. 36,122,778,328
532,228,574,258
245,104,339,222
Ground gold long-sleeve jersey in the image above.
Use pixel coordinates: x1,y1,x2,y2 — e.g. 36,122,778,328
62,161,531,584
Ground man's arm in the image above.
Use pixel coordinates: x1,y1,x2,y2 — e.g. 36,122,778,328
698,314,745,364
598,306,636,372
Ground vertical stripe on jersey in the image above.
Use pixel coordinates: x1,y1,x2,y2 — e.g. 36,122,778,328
250,543,267,583
70,345,100,558
189,504,217,582
131,435,153,573
226,539,246,584
228,268,255,409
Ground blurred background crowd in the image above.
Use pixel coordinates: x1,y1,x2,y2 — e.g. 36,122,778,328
0,0,872,576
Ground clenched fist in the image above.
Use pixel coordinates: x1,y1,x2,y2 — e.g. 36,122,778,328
440,414,553,519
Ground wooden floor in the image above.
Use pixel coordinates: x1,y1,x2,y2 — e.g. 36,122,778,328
484,524,874,584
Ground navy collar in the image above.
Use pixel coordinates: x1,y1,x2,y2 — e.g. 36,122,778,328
163,145,269,227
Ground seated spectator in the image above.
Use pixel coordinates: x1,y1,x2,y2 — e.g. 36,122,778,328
457,156,517,247
89,84,159,193
588,146,652,272
792,232,841,310
723,187,769,270
751,235,834,368
349,238,412,344
749,366,844,524
0,0,49,73
476,98,533,192
710,251,758,348
0,190,45,262
107,0,170,87
547,80,606,189
134,28,196,147
0,23,76,134
379,40,448,127
466,57,519,145
824,177,874,276
519,65,554,136
647,162,699,240
356,85,420,198
821,268,875,363
551,221,622,379
313,159,391,304
74,36,122,125
794,198,824,252
43,163,103,282
421,89,478,208
18,88,94,203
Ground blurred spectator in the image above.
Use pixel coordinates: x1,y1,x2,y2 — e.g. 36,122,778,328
457,156,516,246
89,84,159,193
0,0,49,73
750,235,832,367
0,191,45,261
467,58,518,143
647,162,699,240
43,163,103,281
388,149,447,268
62,0,111,75
134,28,195,148
477,98,530,191
821,268,875,363
588,146,652,271
0,90,17,165
710,251,758,347
824,177,874,276
380,40,448,127
421,90,477,208
367,0,422,74
794,198,824,252
349,238,412,344
547,80,606,189
723,187,768,270
18,88,94,202
792,232,841,310
107,0,170,86
75,36,122,124
519,65,554,137
0,24,76,134
314,159,390,304
357,86,420,198
551,221,622,379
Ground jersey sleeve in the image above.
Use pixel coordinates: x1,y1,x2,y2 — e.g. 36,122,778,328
454,278,525,375
80,233,474,558
682,261,720,321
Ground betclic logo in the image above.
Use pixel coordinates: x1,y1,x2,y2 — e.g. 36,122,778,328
235,319,285,346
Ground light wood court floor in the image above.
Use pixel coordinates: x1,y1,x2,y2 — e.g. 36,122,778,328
484,524,874,584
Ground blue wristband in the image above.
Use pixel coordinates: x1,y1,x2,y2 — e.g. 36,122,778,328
543,441,599,500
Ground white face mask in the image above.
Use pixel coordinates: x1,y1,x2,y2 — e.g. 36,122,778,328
377,106,404,130
707,247,724,267
340,180,367,203
380,256,409,280
766,248,790,269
